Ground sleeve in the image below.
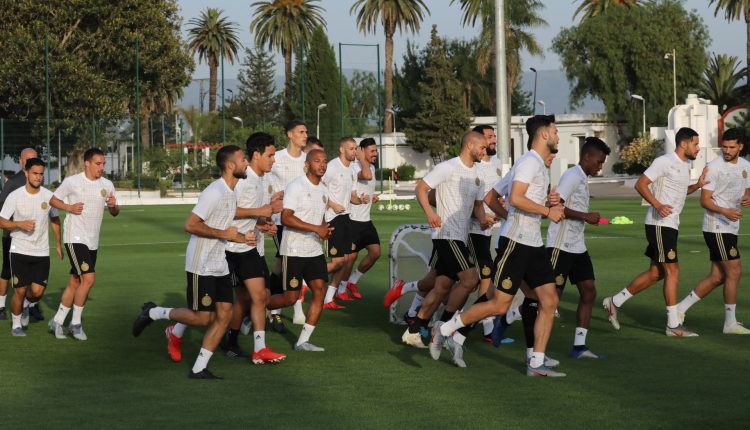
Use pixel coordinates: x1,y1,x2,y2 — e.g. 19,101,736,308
556,169,579,202
351,163,362,177
268,164,281,194
643,155,669,182
283,181,301,212
53,177,73,201
191,185,219,221
512,157,536,184
0,175,21,208
702,162,719,192
493,174,510,197
0,192,16,219
49,207,60,218
422,161,453,189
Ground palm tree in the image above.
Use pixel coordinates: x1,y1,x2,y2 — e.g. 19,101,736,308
700,54,747,113
250,0,326,111
186,8,241,112
350,0,430,133
573,0,641,21
710,0,750,103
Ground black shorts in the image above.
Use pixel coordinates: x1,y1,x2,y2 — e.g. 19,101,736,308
644,225,679,263
327,214,356,257
433,239,474,282
547,248,595,289
226,248,269,287
186,272,234,312
468,234,493,280
351,220,380,251
1,236,10,280
282,255,327,291
10,253,50,288
492,237,555,295
703,232,740,262
65,243,98,275
428,245,438,269
273,224,285,258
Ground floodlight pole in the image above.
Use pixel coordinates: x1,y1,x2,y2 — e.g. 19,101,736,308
45,34,51,186
135,36,141,197
221,39,226,145
495,0,509,167
631,94,646,137
0,118,4,187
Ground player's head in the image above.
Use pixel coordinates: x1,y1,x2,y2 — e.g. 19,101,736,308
579,137,611,176
305,148,327,179
472,125,496,155
305,136,323,153
285,119,308,150
675,127,700,160
461,131,487,163
359,138,378,164
19,148,38,172
83,148,106,179
720,128,744,162
526,115,558,153
24,158,46,189
216,145,247,179
246,132,276,173
339,137,357,162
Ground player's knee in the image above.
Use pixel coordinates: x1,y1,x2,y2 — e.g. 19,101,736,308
369,247,381,260
579,285,596,304
663,265,679,279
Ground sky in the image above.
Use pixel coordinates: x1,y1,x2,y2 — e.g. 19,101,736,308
178,0,746,80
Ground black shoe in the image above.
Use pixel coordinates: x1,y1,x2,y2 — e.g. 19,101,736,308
0,307,6,320
403,312,415,327
188,368,223,380
132,302,157,337
28,305,44,322
223,343,249,358
269,314,286,333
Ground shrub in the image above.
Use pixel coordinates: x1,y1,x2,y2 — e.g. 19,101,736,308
619,136,662,175
375,168,394,181
396,164,416,181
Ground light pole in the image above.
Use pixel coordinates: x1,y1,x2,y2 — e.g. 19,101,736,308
631,94,646,137
530,67,538,114
537,100,546,115
664,49,676,107
385,108,397,134
316,103,327,138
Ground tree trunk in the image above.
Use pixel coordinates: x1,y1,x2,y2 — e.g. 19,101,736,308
384,26,395,133
140,102,150,150
209,56,218,112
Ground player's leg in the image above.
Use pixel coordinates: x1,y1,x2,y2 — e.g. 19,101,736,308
247,276,286,363
0,236,12,320
223,284,251,358
268,225,286,333
602,261,663,330
719,258,747,334
348,237,381,299
678,261,724,322
189,275,234,379
295,256,328,351
10,284,28,336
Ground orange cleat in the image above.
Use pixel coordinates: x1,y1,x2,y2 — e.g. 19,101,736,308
165,325,182,362
347,282,362,299
252,347,287,364
384,279,405,308
335,291,353,301
323,300,346,309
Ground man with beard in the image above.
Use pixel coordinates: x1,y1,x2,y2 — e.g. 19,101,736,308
602,127,707,336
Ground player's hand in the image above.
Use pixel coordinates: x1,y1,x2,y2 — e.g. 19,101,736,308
68,202,84,215
270,198,283,214
372,193,380,203
56,243,64,260
584,212,601,225
742,195,750,208
427,212,442,228
359,193,370,204
266,222,278,236
479,215,495,230
548,205,565,223
547,186,560,206
331,202,345,214
244,230,257,246
17,220,35,232
499,196,507,210
317,223,333,240
656,204,673,218
224,226,239,242
258,204,273,218
106,192,117,208
723,208,742,222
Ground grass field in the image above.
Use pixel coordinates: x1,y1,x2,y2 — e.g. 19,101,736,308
3,196,750,428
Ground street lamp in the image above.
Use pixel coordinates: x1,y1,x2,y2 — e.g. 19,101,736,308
537,100,546,115
631,94,646,137
316,103,327,138
530,67,538,114
385,108,397,134
664,49,676,107
231,116,243,127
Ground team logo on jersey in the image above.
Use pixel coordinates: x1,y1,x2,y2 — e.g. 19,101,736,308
743,171,748,179
201,294,212,307
496,168,502,176
100,189,108,197
501,277,512,290
268,185,273,194
322,196,327,204
330,247,338,256
41,201,48,210
290,277,299,289
555,275,565,286
481,265,491,276
81,262,90,272
475,178,480,186
730,247,738,257
12,275,18,285
667,249,676,260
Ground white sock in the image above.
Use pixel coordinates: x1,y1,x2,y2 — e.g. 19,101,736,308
402,281,418,294
452,331,467,346
725,304,737,327
440,313,466,336
677,291,701,314
253,330,266,352
574,327,588,346
149,307,172,321
506,307,522,324
293,300,304,317
348,270,363,284
0,294,6,308
337,281,347,295
529,351,545,368
191,348,212,373
54,304,70,325
172,323,186,338
324,286,336,304
71,305,84,325
481,317,495,336
11,313,21,329
526,347,533,359
612,288,633,308
29,301,38,308
297,323,315,345
23,298,31,308
407,294,424,318
666,305,679,328
270,309,281,316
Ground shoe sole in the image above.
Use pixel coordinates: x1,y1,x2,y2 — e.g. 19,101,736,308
252,357,286,364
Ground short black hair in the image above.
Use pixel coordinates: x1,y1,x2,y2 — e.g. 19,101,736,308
339,136,356,147
285,119,306,133
216,145,241,171
580,137,611,158
472,125,494,134
359,137,376,149
25,157,46,170
675,127,699,145
306,136,321,145
246,132,275,159
723,128,744,143
83,148,105,162
525,115,556,149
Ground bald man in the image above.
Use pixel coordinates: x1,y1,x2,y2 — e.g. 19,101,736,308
0,148,39,322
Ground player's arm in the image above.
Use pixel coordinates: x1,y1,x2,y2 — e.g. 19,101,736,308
483,188,507,220
356,152,373,181
49,196,84,215
50,216,63,259
415,180,440,228
472,199,492,229
700,188,741,222
0,216,34,232
350,190,366,205
742,187,750,208
184,213,251,244
562,207,600,225
633,174,671,216
280,208,331,239
687,166,709,195
509,181,564,222
235,204,274,219
106,191,119,217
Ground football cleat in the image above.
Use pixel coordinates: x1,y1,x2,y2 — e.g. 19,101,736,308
491,315,509,347
403,312,416,327
445,337,466,368
347,282,362,299
269,314,286,333
294,342,325,352
48,319,66,340
383,279,405,308
11,327,26,337
527,364,566,377
239,316,252,335
602,296,621,330
223,343,249,359
428,322,446,360
132,302,157,337
665,325,699,337
335,291,353,301
723,322,750,335
21,307,29,328
252,347,286,364
0,307,7,320
677,310,685,325
569,346,607,359
401,328,427,348
28,305,44,322
68,324,88,341
188,369,223,380
544,355,560,368
299,284,309,303
323,300,345,310
165,325,182,362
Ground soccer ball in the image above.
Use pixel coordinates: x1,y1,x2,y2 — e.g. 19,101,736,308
404,204,411,211
378,204,385,211
398,204,405,210
386,204,393,210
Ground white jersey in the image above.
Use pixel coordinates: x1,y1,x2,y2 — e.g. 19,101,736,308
470,157,503,236
422,157,482,243
0,187,58,257
268,148,306,225
643,152,690,229
280,175,327,257
499,150,549,247
322,157,357,222
350,161,376,222
53,172,115,250
702,157,750,235
547,165,589,253
184,178,237,276
226,167,270,256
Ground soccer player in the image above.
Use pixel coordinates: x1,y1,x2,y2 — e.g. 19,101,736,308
602,127,707,336
305,136,324,152
132,145,255,379
48,148,119,341
0,158,62,336
437,115,566,376
344,138,381,299
0,148,39,322
676,128,750,334
266,149,333,351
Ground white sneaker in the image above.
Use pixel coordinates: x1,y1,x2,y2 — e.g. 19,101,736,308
21,307,29,328
239,316,252,335
723,322,750,335
526,353,560,368
602,296,620,330
68,324,88,341
446,337,466,368
665,324,699,337
428,322,445,360
294,341,324,352
48,320,66,340
678,310,685,325
11,327,26,337
401,328,427,348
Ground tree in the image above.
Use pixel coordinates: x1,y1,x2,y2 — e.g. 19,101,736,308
350,0,430,133
699,54,747,113
231,47,280,128
552,0,709,134
403,27,471,156
573,0,641,21
186,8,241,113
710,0,750,104
250,0,326,118
349,71,383,134
511,81,533,115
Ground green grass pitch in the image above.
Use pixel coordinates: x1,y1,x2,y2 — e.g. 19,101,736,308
2,197,749,428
